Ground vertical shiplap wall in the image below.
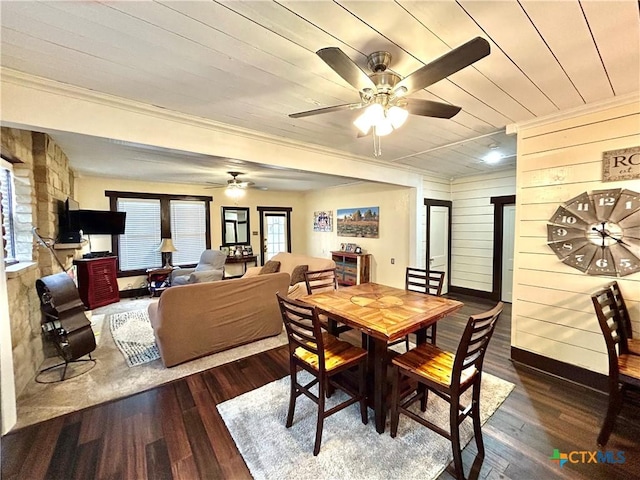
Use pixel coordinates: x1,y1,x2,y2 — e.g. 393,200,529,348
450,171,516,292
513,98,640,375
418,175,452,268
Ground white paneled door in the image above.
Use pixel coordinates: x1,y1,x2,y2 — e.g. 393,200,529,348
428,204,450,295
501,205,516,303
263,213,287,261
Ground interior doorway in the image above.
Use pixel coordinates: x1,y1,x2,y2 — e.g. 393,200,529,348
424,199,452,294
491,195,516,302
257,207,292,265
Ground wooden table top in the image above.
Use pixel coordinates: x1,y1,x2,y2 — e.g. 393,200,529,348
300,282,464,342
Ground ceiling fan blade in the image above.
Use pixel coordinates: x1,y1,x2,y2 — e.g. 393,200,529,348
405,99,461,119
289,103,364,119
393,37,490,96
316,47,377,92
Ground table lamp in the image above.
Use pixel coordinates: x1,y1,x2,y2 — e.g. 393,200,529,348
156,238,177,268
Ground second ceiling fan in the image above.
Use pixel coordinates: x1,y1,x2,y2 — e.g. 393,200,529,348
290,37,490,137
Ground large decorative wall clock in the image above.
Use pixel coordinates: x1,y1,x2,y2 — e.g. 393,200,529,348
547,188,640,276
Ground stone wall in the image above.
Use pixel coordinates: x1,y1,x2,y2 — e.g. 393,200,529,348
2,127,75,395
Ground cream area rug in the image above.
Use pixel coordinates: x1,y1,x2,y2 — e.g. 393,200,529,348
14,298,288,430
109,309,160,366
218,371,514,480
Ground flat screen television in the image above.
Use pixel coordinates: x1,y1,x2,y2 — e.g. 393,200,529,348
68,210,126,235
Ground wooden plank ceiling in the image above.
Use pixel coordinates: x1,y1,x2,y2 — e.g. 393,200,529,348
1,1,638,187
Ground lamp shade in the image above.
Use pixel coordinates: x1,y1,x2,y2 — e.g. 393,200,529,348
156,238,177,253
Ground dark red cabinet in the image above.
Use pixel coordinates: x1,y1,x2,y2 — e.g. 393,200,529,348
73,257,120,309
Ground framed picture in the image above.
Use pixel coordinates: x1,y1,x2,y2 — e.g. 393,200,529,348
337,207,379,238
313,210,333,232
244,245,253,256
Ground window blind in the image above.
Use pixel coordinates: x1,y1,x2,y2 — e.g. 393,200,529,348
117,198,162,270
170,200,206,265
0,162,16,263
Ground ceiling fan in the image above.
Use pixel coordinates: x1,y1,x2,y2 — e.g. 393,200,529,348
205,172,256,198
289,37,490,141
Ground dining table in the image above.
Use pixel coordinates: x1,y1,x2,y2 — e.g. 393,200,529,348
300,282,464,433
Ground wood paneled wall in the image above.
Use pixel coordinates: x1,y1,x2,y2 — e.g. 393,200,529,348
450,171,516,292
512,97,640,375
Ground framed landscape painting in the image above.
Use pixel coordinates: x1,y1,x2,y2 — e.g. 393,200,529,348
337,207,379,238
313,210,333,232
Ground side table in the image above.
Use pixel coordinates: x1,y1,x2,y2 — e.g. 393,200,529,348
146,267,174,297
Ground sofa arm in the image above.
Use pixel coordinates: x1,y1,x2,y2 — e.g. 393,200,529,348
188,269,224,283
171,267,195,281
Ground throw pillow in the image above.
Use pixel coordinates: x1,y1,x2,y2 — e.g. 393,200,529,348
289,264,309,286
260,260,281,275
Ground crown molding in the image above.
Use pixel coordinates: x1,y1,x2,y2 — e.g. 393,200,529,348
506,92,640,134
0,68,427,179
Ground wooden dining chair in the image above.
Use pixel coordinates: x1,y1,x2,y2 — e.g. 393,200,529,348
277,293,368,456
608,281,640,355
591,287,640,447
389,267,445,351
389,302,504,480
305,268,367,347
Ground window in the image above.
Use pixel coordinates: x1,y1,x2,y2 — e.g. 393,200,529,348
170,200,206,265
117,198,162,271
0,159,17,265
108,191,212,275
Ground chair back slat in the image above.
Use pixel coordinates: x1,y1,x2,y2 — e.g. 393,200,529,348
405,267,445,296
609,281,633,340
277,293,325,367
454,302,503,380
591,286,628,380
305,268,338,295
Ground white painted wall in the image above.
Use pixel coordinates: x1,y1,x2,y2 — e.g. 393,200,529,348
450,171,516,292
0,248,17,434
512,96,640,374
304,183,413,289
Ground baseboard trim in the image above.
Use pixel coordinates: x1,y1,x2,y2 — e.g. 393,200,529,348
511,347,608,392
119,288,148,299
449,286,494,300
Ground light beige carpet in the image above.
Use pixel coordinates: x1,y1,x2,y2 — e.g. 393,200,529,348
219,371,514,480
14,297,287,430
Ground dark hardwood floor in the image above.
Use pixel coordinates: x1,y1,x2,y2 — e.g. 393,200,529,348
2,294,640,480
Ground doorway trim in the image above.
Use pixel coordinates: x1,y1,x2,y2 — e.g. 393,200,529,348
257,206,292,266
490,195,516,301
424,199,452,291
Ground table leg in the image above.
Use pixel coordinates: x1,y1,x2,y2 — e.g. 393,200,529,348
369,337,388,433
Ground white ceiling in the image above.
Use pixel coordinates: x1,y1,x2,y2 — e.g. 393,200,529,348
1,1,638,189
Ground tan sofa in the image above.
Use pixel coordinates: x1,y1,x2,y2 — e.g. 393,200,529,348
242,252,336,298
148,272,290,367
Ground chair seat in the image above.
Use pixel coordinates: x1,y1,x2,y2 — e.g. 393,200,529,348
392,342,476,388
295,332,367,372
628,339,640,356
619,353,640,387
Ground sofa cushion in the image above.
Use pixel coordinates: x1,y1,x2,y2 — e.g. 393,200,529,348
260,260,281,274
290,264,309,286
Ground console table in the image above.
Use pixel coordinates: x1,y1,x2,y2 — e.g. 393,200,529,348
73,256,120,309
225,255,258,278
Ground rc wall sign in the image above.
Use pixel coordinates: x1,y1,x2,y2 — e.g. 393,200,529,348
602,146,640,182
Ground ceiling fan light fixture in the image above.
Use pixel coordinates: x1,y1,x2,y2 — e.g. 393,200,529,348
354,111,373,135
387,106,408,129
225,184,246,199
374,117,394,137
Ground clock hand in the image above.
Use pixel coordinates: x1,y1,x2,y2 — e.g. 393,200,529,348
591,227,628,246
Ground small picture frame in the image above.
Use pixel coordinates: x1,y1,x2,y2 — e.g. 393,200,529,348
354,246,362,254
244,245,253,256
